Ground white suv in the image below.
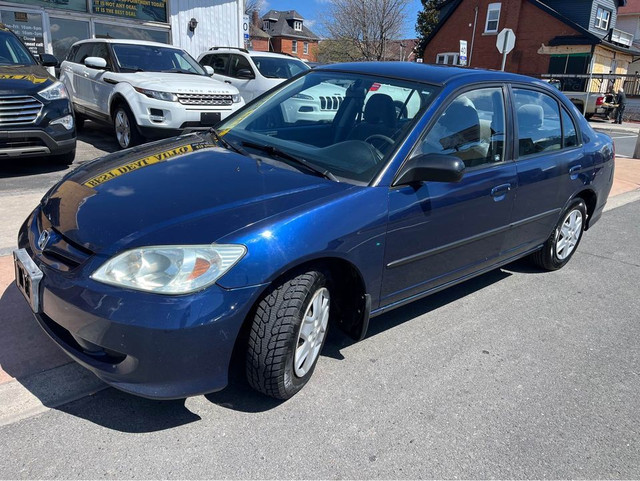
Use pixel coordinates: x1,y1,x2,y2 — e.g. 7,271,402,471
198,48,309,103
60,39,245,149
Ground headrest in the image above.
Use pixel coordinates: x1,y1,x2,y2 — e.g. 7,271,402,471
364,94,396,127
517,104,544,129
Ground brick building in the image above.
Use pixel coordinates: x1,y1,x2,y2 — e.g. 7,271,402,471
249,10,319,62
423,0,639,91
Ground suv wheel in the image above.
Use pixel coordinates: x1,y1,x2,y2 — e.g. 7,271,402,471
51,149,75,166
113,104,141,149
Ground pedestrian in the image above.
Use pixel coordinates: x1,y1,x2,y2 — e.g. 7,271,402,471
615,88,626,124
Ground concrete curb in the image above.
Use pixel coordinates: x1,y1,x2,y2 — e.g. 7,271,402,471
0,363,106,427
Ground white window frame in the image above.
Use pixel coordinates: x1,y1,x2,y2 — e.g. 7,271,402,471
595,6,611,31
436,52,459,65
294,20,302,31
292,39,297,53
303,41,308,54
484,2,501,33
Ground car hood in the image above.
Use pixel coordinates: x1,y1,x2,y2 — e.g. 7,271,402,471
40,134,351,254
0,64,54,94
104,72,239,95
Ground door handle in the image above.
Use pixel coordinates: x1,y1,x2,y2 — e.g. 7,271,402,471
569,165,582,179
490,183,511,199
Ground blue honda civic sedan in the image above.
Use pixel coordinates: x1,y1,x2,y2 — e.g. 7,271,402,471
14,63,614,400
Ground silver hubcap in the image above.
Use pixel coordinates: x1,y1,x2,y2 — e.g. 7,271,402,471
556,209,583,260
115,110,131,148
294,287,330,378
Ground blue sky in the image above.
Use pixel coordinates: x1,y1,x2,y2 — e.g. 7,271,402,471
261,0,423,39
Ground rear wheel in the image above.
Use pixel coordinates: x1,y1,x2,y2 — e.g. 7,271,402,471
113,104,141,149
246,270,330,399
530,198,586,271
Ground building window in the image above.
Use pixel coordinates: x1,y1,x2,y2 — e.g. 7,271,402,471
294,20,302,31
484,3,501,33
292,40,298,53
595,7,611,31
263,20,270,30
303,41,309,54
436,52,459,65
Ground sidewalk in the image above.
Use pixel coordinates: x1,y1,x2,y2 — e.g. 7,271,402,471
0,157,639,426
589,118,640,134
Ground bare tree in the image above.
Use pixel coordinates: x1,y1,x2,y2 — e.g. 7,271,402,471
244,0,264,15
323,0,412,61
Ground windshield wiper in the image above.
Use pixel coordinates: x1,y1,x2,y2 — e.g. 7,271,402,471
165,69,201,75
210,128,251,157
241,140,338,182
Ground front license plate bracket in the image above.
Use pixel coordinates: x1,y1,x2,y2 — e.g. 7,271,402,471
13,248,43,313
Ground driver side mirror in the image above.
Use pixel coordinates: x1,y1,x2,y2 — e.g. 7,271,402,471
38,53,58,67
236,68,255,79
84,56,107,70
394,154,465,186
203,65,214,76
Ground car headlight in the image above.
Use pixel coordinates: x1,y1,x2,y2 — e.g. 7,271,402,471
134,87,178,102
91,244,247,294
292,93,314,100
232,94,242,103
38,81,68,101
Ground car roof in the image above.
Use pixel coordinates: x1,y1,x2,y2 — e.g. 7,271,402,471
72,38,181,50
206,48,302,60
315,62,540,87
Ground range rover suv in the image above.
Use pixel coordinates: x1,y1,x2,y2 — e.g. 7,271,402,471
60,39,244,149
0,24,76,165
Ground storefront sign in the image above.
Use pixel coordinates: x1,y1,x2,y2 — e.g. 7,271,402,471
92,0,167,22
7,0,86,12
1,11,45,55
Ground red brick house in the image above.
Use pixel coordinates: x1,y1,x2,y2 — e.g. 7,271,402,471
423,0,639,89
258,10,319,62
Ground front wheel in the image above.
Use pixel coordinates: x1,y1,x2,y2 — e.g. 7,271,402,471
246,270,330,399
113,104,141,149
530,198,586,270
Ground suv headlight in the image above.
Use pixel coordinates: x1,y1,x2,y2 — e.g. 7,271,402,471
91,244,246,294
38,81,68,101
134,87,178,102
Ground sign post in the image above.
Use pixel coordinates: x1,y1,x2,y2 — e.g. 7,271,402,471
496,28,515,71
243,14,250,47
459,40,468,66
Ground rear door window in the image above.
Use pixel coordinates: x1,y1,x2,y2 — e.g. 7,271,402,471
202,53,229,75
514,88,562,157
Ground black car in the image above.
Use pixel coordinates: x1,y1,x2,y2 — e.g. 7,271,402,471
0,24,76,165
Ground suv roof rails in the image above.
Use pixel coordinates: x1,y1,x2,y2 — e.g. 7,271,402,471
209,46,249,53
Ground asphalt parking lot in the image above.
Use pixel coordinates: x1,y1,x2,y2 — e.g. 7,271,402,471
0,198,639,479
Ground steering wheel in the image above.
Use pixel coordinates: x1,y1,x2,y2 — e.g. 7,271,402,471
364,134,395,162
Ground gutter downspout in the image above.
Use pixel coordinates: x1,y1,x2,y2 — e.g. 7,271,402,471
469,5,479,67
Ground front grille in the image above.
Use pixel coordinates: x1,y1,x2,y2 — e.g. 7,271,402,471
0,95,43,125
176,93,233,106
320,96,343,110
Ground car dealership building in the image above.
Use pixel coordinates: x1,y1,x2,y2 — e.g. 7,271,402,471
0,0,244,61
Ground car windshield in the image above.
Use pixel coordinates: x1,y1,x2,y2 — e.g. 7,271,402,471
252,56,310,79
112,44,205,75
0,31,35,66
215,70,439,184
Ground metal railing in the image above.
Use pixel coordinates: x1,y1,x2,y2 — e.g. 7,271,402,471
540,73,640,96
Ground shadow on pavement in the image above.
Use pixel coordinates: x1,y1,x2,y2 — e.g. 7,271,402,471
56,388,201,433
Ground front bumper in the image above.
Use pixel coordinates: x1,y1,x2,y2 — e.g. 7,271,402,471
0,126,76,158
18,208,265,399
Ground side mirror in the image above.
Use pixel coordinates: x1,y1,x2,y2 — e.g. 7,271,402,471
39,53,58,67
84,56,107,70
236,68,255,79
203,65,214,76
394,154,465,185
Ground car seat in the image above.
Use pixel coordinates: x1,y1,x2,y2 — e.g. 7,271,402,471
347,93,397,142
